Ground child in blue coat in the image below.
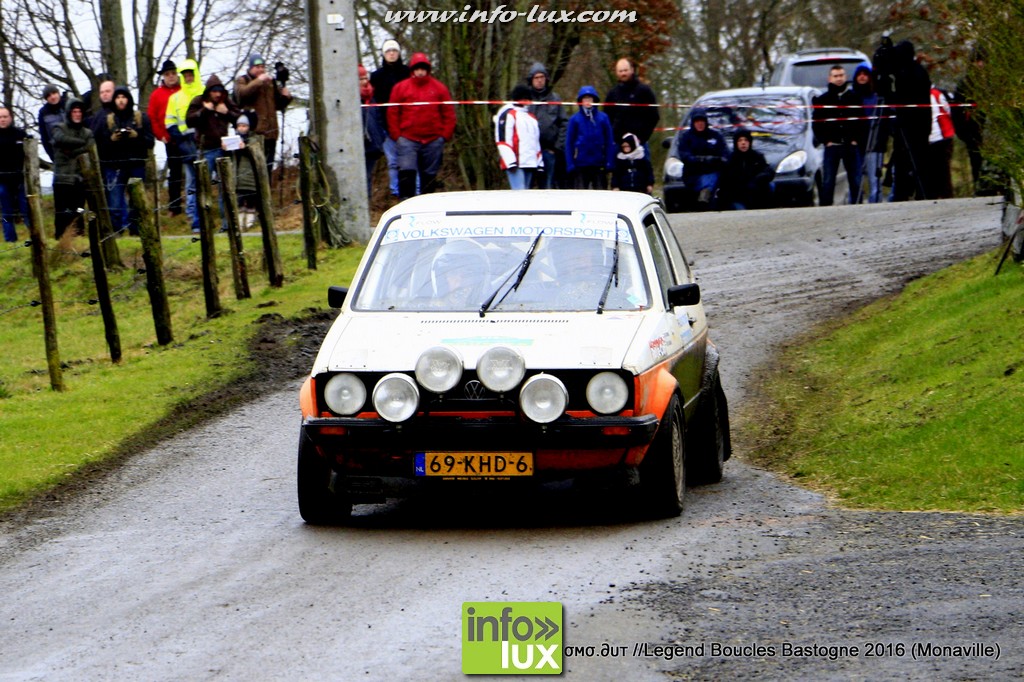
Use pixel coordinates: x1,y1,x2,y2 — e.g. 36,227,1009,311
565,86,615,189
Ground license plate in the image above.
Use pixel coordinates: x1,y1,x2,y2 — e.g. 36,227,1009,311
415,452,533,478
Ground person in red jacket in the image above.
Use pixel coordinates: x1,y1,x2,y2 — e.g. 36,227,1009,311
386,52,455,198
147,60,184,216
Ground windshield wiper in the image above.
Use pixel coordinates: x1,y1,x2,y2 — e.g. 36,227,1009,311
478,232,544,317
596,227,620,314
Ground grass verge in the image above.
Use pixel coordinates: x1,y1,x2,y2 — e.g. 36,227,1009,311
745,250,1024,513
0,227,363,511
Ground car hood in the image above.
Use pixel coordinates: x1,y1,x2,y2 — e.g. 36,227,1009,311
748,134,803,167
313,313,647,372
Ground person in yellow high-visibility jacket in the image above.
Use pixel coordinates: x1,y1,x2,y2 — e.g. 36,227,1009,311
164,58,205,230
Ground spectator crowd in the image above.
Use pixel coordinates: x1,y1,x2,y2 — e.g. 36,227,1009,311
0,37,998,244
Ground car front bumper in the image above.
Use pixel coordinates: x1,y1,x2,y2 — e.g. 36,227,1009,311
301,414,660,494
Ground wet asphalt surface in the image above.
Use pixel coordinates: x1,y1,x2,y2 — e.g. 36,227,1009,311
0,197,1020,680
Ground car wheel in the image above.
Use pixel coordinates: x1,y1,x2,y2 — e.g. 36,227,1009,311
638,395,685,518
689,371,727,485
297,432,352,525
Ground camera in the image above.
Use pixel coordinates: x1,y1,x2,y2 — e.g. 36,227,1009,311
274,62,289,87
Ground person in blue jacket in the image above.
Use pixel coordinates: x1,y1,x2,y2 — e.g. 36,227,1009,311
674,107,728,207
565,86,615,189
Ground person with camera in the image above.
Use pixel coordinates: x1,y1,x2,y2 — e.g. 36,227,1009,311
234,54,292,180
96,86,154,235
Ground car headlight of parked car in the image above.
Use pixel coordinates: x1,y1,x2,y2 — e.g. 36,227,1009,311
664,157,684,180
519,374,568,423
776,150,807,174
323,373,367,415
373,373,420,422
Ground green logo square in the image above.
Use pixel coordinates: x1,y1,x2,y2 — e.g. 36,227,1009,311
462,601,563,674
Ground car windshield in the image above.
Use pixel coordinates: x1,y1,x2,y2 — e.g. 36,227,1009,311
352,212,650,313
690,95,808,139
789,59,864,88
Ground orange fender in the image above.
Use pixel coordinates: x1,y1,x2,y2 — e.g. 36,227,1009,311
626,360,678,466
300,376,317,419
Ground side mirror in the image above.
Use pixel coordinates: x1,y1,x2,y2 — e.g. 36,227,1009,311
667,282,700,307
327,286,348,309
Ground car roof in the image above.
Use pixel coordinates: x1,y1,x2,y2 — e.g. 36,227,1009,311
695,85,818,101
378,190,661,224
784,47,868,59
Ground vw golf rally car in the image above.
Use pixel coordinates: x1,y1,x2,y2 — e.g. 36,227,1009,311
297,191,730,523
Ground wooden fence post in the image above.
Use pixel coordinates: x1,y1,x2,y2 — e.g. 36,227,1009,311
215,156,251,300
194,159,222,318
128,178,173,345
298,136,317,270
246,136,284,287
147,148,161,236
24,139,65,391
85,196,122,363
81,143,122,269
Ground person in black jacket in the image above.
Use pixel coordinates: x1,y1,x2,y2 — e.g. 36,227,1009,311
672,107,728,208
0,108,31,242
95,86,155,235
718,129,775,210
604,58,660,157
611,133,654,194
51,99,93,239
37,85,66,162
370,39,411,197
812,64,860,205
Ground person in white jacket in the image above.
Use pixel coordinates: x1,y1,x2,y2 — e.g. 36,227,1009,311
495,85,543,190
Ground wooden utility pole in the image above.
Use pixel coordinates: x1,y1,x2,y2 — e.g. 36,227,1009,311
194,160,222,318
215,156,251,300
305,0,371,242
24,139,65,391
127,178,173,345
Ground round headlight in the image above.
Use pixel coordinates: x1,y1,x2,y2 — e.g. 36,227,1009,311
586,372,629,414
322,373,366,415
776,150,807,174
664,157,683,179
477,346,526,393
519,374,568,424
415,346,464,393
372,373,420,423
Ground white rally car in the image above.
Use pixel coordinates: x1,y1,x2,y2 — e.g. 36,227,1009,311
297,190,730,523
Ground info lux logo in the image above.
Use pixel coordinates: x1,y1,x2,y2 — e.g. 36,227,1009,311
462,602,562,674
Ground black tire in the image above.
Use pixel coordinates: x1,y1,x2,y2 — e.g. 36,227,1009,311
297,432,352,525
689,371,728,485
638,395,686,518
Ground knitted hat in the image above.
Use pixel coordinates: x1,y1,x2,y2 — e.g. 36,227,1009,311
236,114,250,127
42,84,60,99
381,39,401,54
249,53,265,67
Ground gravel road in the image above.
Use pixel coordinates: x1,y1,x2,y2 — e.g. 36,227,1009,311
0,197,1019,681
